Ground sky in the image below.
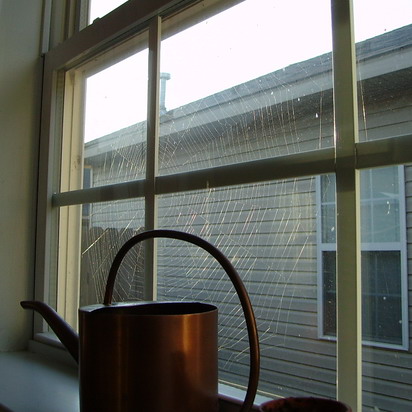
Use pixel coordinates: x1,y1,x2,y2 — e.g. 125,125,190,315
85,0,412,142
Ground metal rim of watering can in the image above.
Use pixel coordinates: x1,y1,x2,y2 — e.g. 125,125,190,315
104,229,260,412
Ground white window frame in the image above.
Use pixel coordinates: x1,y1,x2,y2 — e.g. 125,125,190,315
35,1,412,410
316,166,409,350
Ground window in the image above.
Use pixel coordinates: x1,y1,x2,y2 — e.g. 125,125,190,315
318,166,407,347
88,0,129,24
37,0,412,410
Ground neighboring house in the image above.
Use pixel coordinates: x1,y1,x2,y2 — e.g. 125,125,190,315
81,25,412,411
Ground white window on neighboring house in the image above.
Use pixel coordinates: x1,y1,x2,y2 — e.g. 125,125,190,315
317,165,408,348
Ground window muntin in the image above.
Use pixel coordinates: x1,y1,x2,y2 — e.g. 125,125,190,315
319,166,407,347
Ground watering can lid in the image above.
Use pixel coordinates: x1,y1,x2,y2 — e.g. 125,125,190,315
79,300,218,315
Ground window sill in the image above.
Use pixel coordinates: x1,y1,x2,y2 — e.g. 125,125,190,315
0,349,78,412
0,337,268,411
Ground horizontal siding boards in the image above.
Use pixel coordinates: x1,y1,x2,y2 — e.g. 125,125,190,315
363,378,412,412
258,358,336,399
363,361,412,386
404,197,412,215
80,226,145,305
215,303,317,329
157,274,318,303
359,104,412,141
362,391,412,412
156,252,316,274
158,214,316,235
88,153,146,187
363,343,412,410
259,343,336,372
156,261,317,286
158,207,317,231
157,183,317,214
271,334,336,358
358,72,412,141
158,87,334,175
158,279,321,332
89,199,145,229
219,354,335,392
218,333,337,397
259,354,336,386
158,185,317,208
157,242,316,261
404,165,412,182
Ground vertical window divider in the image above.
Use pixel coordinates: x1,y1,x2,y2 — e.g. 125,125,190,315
331,0,361,411
35,65,65,333
398,165,409,349
144,15,162,300
57,70,85,328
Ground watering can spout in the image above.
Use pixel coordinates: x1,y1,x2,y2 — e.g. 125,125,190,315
21,301,79,364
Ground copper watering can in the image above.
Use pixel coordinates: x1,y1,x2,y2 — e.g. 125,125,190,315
21,229,260,412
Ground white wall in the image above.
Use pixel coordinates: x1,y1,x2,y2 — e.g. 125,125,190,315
0,0,44,351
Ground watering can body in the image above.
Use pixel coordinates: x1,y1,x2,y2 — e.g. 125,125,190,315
21,229,260,412
79,301,218,412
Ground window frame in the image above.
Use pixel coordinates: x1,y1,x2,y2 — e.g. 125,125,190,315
316,166,409,350
35,0,412,410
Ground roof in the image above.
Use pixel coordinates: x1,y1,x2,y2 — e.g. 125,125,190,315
85,23,412,162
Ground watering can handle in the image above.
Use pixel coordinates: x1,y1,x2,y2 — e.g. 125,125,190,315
104,229,259,412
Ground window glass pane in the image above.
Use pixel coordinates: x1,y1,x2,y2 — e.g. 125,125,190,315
88,0,128,24
83,43,148,187
320,174,336,244
354,0,412,142
321,204,336,244
361,251,402,345
158,178,337,399
322,251,403,344
322,251,336,337
360,167,400,243
159,0,333,174
80,199,145,306
321,167,401,244
361,167,399,200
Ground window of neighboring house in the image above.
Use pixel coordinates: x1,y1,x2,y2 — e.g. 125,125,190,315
318,166,407,348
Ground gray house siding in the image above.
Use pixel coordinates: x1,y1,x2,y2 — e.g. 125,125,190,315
156,179,329,399
81,26,412,411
